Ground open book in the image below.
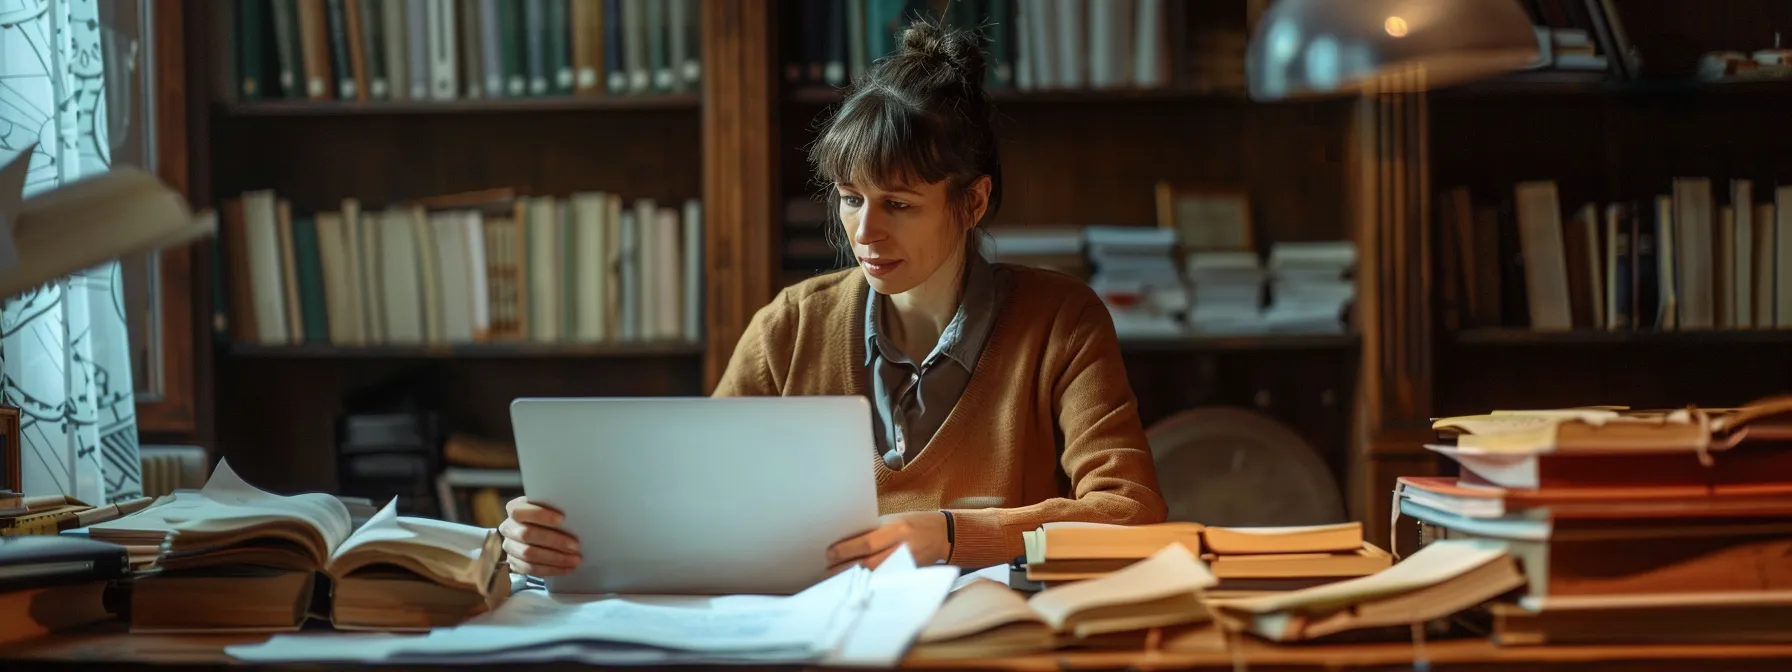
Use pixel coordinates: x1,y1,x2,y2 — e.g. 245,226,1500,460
0,142,213,300
89,460,508,631
1206,539,1525,642
914,544,1219,658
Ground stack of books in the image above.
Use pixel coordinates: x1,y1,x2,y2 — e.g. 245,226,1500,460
87,459,508,632
1018,521,1388,595
984,226,1089,281
1084,226,1186,337
1019,522,1204,584
1184,250,1266,334
1202,523,1392,595
1399,399,1792,644
1262,241,1355,334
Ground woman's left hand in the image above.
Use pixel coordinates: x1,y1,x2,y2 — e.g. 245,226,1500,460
825,511,951,574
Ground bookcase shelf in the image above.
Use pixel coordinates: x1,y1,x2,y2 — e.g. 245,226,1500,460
226,341,707,359
217,94,702,117
788,86,1248,106
1436,76,1792,98
1450,329,1792,346
1119,333,1359,353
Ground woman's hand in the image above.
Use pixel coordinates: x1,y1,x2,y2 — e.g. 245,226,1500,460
498,496,583,576
825,511,950,574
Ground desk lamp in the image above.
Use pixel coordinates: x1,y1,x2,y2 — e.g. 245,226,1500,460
1246,0,1541,100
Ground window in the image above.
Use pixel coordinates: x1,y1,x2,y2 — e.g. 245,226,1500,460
95,0,166,403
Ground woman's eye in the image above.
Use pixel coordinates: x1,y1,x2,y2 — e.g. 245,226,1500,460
886,200,909,210
841,195,864,207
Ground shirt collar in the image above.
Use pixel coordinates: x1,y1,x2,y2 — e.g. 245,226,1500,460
863,250,998,370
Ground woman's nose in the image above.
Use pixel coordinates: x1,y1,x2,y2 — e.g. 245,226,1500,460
852,207,884,245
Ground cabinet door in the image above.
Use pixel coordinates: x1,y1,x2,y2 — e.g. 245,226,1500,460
114,0,198,435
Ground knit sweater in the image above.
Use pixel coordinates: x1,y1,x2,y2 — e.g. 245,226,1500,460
712,265,1168,570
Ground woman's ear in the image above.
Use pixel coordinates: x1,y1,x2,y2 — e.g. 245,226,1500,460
967,175,993,229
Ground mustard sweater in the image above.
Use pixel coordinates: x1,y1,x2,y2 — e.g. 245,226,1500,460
713,266,1168,569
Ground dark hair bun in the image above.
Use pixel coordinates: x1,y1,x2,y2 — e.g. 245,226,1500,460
897,20,987,91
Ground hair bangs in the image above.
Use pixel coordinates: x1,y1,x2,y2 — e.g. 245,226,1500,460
811,93,953,192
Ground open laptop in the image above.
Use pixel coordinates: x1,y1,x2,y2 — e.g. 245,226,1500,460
509,396,880,595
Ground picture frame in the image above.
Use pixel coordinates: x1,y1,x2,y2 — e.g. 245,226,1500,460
1154,181,1255,252
0,404,19,493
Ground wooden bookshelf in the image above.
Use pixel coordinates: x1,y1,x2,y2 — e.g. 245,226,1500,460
1355,0,1792,551
216,94,702,116
1119,334,1359,353
1437,76,1792,98
787,86,1251,105
1451,329,1792,346
227,341,707,359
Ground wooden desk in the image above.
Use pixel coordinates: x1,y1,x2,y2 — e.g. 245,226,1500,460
6,627,1792,671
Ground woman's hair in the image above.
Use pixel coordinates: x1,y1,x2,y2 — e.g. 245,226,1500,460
808,18,1003,258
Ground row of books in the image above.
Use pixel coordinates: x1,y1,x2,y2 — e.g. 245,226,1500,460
217,188,703,348
1440,180,1792,332
785,0,1234,93
1401,400,1792,644
230,0,700,103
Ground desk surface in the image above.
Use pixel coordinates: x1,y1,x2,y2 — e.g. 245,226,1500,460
6,628,1792,671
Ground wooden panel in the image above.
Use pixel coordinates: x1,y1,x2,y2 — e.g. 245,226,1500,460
136,0,199,436
210,109,702,211
702,0,779,390
1351,74,1435,537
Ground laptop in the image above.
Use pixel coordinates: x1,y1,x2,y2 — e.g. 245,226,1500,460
509,396,881,595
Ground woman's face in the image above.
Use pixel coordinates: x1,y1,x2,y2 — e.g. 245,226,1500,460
836,177,988,295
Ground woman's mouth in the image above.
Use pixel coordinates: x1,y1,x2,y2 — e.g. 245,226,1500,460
859,257,903,278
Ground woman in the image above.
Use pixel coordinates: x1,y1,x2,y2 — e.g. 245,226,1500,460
500,20,1166,578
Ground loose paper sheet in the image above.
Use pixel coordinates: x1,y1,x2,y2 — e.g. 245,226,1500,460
227,543,957,667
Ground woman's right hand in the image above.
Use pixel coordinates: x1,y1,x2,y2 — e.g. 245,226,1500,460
498,496,583,576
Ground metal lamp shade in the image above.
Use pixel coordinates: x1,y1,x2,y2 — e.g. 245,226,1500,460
1247,0,1541,100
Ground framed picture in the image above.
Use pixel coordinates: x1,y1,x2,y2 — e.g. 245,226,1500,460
1155,181,1255,252
0,405,19,493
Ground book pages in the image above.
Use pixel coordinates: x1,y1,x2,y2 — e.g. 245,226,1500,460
1209,539,1509,615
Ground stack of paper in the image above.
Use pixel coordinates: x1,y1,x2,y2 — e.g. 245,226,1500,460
225,545,957,667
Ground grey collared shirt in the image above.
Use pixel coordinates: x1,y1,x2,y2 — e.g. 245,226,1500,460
864,252,1006,470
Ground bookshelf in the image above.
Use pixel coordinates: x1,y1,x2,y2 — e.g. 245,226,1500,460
1450,328,1792,346
1355,0,1792,544
170,2,1364,512
170,0,767,497
215,93,702,115
227,341,707,359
